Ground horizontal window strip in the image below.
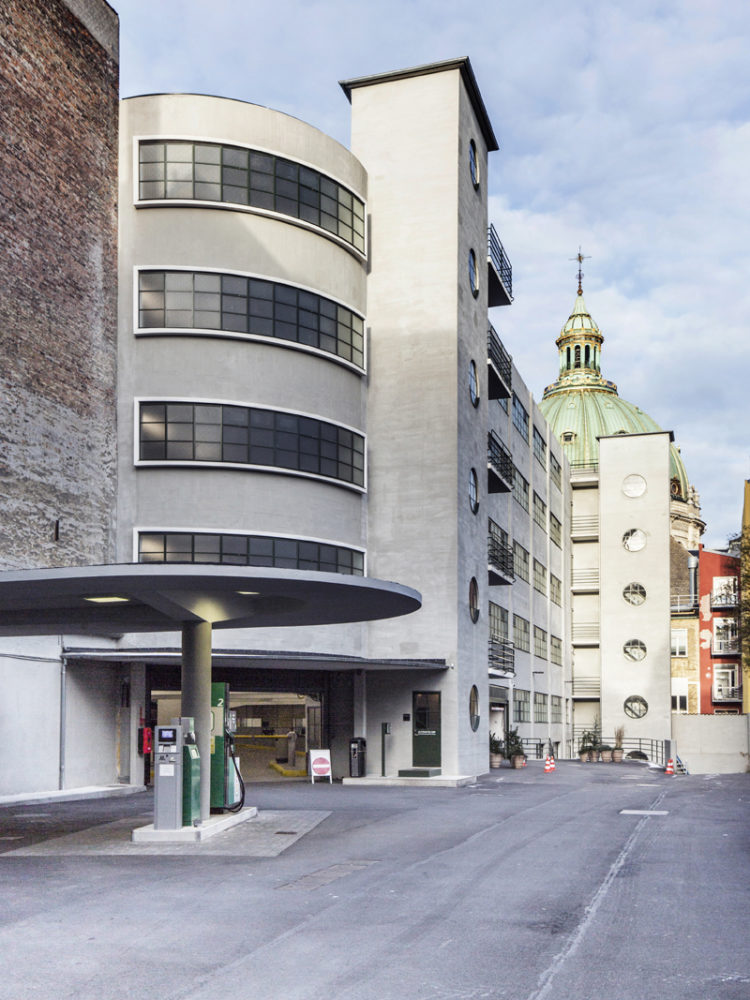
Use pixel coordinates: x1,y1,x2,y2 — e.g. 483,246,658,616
139,140,365,254
138,270,364,369
139,401,365,488
139,532,364,575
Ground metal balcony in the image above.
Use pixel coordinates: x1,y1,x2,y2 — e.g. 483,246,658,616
712,637,739,655
711,589,738,609
487,431,512,493
487,324,511,399
712,684,741,702
572,675,600,698
488,534,514,585
572,622,600,645
569,462,599,486
487,224,513,306
671,594,698,613
571,515,599,540
571,568,599,592
489,637,515,674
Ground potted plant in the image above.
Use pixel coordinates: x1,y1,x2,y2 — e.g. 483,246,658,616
612,725,625,763
598,744,613,763
504,727,526,769
578,729,597,762
489,732,504,769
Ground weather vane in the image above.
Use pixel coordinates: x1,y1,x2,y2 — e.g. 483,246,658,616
569,247,591,295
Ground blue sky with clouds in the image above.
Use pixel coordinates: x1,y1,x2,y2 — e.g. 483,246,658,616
115,0,750,546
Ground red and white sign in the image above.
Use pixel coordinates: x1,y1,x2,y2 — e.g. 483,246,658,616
309,749,332,783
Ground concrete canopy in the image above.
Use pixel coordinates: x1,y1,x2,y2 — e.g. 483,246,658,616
0,564,422,636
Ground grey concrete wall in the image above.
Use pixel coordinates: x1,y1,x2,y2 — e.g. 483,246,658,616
65,663,121,787
672,713,749,774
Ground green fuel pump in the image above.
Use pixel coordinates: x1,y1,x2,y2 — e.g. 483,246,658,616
210,682,245,812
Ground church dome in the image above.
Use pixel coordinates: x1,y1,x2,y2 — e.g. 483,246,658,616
538,280,691,499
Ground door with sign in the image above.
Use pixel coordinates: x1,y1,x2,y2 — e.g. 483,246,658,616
412,691,441,767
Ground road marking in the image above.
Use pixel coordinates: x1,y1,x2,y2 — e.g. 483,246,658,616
620,809,669,815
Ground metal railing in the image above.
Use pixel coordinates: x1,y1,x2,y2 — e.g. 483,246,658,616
487,224,513,300
712,684,741,702
671,594,698,612
573,735,668,767
571,515,599,538
711,591,738,608
713,638,739,655
569,462,599,483
571,568,599,590
489,638,515,673
487,431,513,488
571,676,600,697
488,534,514,581
572,623,599,644
487,324,512,395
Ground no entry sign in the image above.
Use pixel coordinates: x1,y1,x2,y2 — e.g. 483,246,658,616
309,749,332,783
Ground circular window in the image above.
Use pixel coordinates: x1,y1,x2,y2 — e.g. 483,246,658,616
623,582,646,606
622,474,647,498
469,577,479,622
622,528,647,552
624,695,648,719
469,684,480,731
469,468,479,513
468,250,479,297
469,139,479,188
469,360,479,407
623,639,647,661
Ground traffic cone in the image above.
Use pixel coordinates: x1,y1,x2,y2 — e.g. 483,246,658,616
665,758,674,775
549,756,556,772
544,756,552,773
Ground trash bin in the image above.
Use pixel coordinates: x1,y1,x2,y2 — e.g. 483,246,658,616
349,737,366,777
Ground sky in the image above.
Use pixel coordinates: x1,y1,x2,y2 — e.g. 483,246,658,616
115,0,750,547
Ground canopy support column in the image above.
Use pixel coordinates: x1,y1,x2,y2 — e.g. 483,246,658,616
181,620,212,822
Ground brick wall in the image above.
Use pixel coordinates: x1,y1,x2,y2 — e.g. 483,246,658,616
0,0,118,568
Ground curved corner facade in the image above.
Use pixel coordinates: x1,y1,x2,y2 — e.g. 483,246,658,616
117,95,368,584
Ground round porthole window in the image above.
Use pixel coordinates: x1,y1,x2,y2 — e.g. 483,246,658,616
624,695,648,719
469,139,480,189
623,639,647,661
622,474,647,498
468,250,479,297
469,468,479,513
469,577,480,622
622,528,647,552
469,360,479,407
623,582,646,606
469,684,480,731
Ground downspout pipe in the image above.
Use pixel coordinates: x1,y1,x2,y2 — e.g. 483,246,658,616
688,554,699,606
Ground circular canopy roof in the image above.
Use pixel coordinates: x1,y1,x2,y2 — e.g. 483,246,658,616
0,564,422,637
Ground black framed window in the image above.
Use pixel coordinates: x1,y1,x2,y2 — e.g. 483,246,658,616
550,453,562,490
533,426,547,467
138,141,366,254
513,541,530,582
533,626,548,659
138,532,364,575
549,512,562,547
512,393,529,441
532,492,547,530
138,270,365,368
513,614,530,652
512,468,529,511
139,402,365,487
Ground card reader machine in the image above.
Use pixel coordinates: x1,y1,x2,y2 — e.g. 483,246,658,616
153,723,184,830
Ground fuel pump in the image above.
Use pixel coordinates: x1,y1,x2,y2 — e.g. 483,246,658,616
210,682,245,812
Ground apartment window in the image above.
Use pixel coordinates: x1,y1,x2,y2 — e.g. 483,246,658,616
550,453,562,490
670,628,688,657
468,249,479,296
534,691,548,722
138,141,366,253
623,639,647,662
550,574,562,607
513,468,529,511
533,492,547,531
138,402,365,487
549,512,562,548
714,618,738,653
533,427,547,468
512,394,529,441
513,688,530,723
138,532,364,574
513,614,530,652
138,270,364,368
712,576,738,606
533,625,548,659
714,665,738,700
489,602,509,640
550,635,563,665
469,468,479,513
533,559,547,595
550,695,562,723
624,695,648,718
623,582,647,606
469,577,480,622
513,542,530,582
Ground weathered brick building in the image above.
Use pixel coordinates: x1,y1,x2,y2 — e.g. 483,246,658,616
0,0,119,569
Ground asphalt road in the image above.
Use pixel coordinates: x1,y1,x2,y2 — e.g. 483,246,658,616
1,762,748,1000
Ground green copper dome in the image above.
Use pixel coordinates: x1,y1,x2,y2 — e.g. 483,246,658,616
538,290,690,499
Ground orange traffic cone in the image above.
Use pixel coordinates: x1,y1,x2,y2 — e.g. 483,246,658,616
544,756,552,773
665,758,674,775
549,756,556,772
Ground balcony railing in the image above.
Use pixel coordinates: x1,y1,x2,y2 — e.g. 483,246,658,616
487,324,512,399
712,684,741,702
569,462,599,485
489,637,515,674
572,676,600,697
712,637,739,655
671,594,698,612
488,534,514,585
711,590,739,609
487,224,513,306
572,622,600,644
571,515,599,539
487,431,513,493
